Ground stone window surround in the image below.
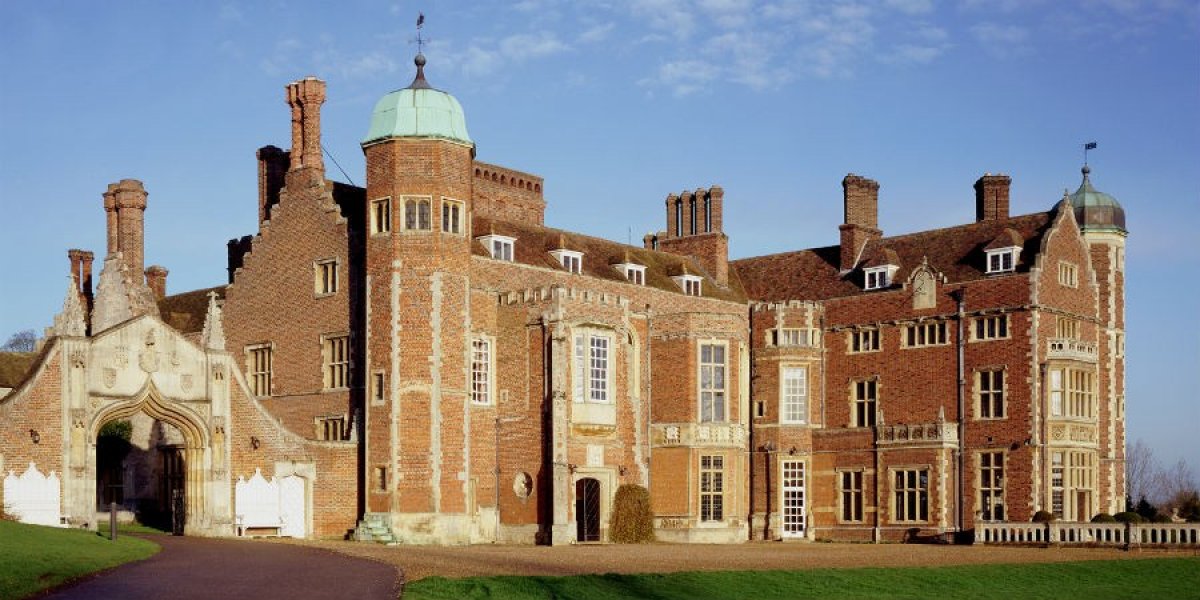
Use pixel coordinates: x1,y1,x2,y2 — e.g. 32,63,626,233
370,196,391,235
837,468,865,523
698,340,728,423
971,314,1010,342
440,197,465,235
313,257,339,297
401,195,433,231
321,332,350,391
974,366,1007,420
890,466,931,524
779,363,808,425
470,334,496,406
848,328,880,354
245,342,273,398
977,450,1006,522
851,377,878,428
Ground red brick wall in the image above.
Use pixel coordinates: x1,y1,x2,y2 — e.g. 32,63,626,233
223,166,354,435
0,348,64,477
472,161,544,226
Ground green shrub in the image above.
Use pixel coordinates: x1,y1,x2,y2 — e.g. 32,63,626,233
1151,513,1173,523
1032,510,1056,523
1091,513,1117,523
1114,511,1144,523
609,484,655,543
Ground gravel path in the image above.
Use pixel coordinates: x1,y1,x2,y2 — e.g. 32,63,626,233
45,534,400,600
292,539,1197,582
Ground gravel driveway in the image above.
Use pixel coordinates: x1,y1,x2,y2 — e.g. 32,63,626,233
293,539,1196,582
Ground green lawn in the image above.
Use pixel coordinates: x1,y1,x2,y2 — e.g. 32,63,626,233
0,520,159,599
404,557,1200,600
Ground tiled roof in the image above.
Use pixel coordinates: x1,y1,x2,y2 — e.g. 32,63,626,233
0,351,37,389
158,285,227,333
732,211,1055,302
472,217,747,302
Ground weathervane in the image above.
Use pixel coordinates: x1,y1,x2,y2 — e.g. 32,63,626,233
1083,141,1097,166
413,12,428,54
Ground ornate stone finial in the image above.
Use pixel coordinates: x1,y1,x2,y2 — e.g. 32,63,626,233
91,253,133,334
51,275,87,337
938,405,946,423
200,291,226,351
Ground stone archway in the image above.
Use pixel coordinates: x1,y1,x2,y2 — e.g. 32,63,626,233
78,385,211,535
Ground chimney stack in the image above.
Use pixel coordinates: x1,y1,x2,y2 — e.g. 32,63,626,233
145,265,169,300
840,174,882,272
975,174,1011,221
655,185,729,284
67,249,95,309
107,179,148,279
286,77,326,174
257,145,290,226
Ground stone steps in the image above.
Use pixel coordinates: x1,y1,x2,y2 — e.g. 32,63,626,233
353,512,398,544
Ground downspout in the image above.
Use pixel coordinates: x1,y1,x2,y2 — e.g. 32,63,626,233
747,326,756,541
645,305,653,491
953,288,967,535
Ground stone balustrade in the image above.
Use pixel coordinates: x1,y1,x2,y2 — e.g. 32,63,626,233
653,423,747,448
1047,337,1098,362
876,421,958,447
976,521,1200,547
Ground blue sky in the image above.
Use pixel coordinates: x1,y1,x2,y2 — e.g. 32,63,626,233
1,1,1197,467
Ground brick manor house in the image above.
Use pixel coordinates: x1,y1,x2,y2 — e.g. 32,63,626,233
0,55,1126,544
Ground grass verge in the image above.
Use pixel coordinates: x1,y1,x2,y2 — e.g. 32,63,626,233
0,520,159,599
404,557,1200,600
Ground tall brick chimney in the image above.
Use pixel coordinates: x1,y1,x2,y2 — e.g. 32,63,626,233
840,174,881,272
975,174,1011,221
67,249,95,309
257,145,290,226
107,179,148,279
656,185,729,285
286,77,326,174
144,265,168,300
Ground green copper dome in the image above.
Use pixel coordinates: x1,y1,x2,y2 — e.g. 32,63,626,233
362,54,472,147
1067,166,1126,233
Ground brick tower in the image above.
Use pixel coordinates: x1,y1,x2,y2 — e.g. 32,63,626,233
361,53,478,541
1067,165,1128,513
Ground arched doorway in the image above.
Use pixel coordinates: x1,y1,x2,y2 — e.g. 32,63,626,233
87,388,209,535
94,415,188,533
575,478,601,542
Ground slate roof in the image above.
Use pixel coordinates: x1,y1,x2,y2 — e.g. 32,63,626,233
158,285,227,334
472,217,747,303
731,210,1056,302
0,351,37,390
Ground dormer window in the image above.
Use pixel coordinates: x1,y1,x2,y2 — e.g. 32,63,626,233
615,263,646,285
986,247,1019,274
550,249,583,274
477,234,515,261
674,274,703,296
863,265,897,290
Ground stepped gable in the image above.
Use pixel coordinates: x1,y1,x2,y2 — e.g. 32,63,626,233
471,216,747,303
158,285,227,333
733,211,1054,302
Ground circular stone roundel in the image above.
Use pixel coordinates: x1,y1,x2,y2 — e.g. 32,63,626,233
513,472,533,499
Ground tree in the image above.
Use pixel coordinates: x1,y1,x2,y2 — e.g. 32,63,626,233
1,329,37,352
1126,439,1164,506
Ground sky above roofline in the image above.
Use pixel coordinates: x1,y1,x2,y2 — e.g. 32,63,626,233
1,0,1196,467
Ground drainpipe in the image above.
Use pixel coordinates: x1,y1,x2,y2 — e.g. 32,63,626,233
952,289,967,535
